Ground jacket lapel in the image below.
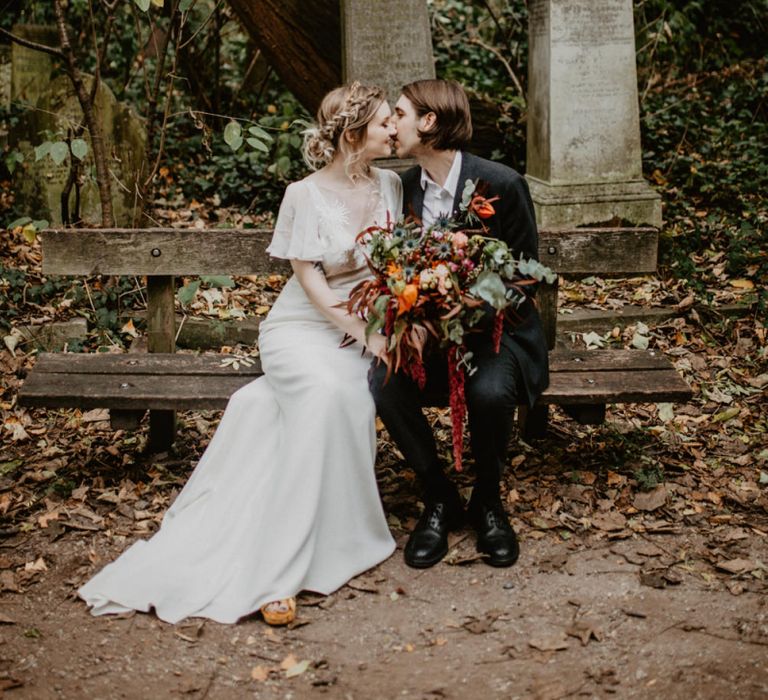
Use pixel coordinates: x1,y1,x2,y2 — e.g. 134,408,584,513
407,177,425,220
452,151,476,215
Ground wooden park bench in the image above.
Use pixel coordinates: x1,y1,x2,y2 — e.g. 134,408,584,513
18,227,692,451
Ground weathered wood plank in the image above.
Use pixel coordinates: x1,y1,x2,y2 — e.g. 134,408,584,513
548,349,673,372
29,352,264,375
40,229,289,276
538,227,658,275
19,364,691,410
538,279,558,351
19,372,255,410
542,369,691,404
40,228,656,277
146,275,177,449
27,348,669,377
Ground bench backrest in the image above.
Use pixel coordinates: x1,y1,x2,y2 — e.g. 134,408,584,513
40,227,658,350
41,227,658,277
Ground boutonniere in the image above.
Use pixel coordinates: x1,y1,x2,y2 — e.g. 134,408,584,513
459,179,499,229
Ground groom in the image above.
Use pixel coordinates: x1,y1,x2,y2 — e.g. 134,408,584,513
370,79,549,568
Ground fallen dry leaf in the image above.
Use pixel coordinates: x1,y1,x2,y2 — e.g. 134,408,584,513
250,665,269,682
0,612,15,624
633,485,668,512
716,558,757,575
591,512,627,531
285,659,310,678
528,630,570,651
24,557,47,573
566,619,603,646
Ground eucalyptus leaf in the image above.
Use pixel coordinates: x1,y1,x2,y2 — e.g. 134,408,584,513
32,220,49,230
246,137,270,153
200,275,235,288
247,126,272,141
223,121,243,150
70,139,88,161
34,142,52,161
469,270,507,310
49,142,70,166
134,0,150,11
631,332,650,350
8,217,32,228
177,280,201,306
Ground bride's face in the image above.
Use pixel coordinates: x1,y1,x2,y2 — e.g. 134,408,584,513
360,101,396,162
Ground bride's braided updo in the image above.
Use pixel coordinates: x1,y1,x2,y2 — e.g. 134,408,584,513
302,82,386,178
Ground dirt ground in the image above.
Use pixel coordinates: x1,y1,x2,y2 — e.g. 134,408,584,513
2,407,768,700
2,228,766,698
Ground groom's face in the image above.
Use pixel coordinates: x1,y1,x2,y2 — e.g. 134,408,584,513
392,95,427,159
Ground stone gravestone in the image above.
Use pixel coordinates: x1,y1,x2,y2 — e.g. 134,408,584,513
0,45,11,109
340,0,434,170
10,25,57,107
12,74,146,226
526,0,662,228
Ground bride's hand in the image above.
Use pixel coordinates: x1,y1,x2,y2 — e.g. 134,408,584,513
366,333,389,365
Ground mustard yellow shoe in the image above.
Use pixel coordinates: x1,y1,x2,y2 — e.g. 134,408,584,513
260,597,296,626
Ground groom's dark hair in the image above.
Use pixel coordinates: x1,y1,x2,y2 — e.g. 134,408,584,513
401,79,473,151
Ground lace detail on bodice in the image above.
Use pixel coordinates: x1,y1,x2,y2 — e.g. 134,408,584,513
306,181,368,278
267,167,403,283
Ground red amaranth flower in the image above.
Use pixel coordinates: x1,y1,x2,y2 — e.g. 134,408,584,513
492,312,504,354
406,355,427,390
447,346,467,472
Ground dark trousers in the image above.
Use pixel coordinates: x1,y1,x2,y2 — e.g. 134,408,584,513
369,334,522,506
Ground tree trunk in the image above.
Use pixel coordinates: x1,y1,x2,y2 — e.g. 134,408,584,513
227,0,341,114
53,0,115,227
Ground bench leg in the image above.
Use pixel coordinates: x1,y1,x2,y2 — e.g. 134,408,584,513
110,409,146,431
562,404,606,425
518,404,549,442
145,275,177,452
148,409,176,452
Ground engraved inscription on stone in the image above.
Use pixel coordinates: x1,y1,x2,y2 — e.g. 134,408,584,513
12,75,147,226
342,0,434,101
528,0,641,184
0,46,11,109
10,25,57,105
526,0,661,227
529,0,549,39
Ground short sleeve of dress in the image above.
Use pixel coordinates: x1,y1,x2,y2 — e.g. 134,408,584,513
266,182,325,261
377,168,403,218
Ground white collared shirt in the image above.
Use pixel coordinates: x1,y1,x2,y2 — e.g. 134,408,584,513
420,152,462,227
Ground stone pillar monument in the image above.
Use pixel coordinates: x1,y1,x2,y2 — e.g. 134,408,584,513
340,0,434,170
10,25,58,106
525,0,662,228
0,45,11,109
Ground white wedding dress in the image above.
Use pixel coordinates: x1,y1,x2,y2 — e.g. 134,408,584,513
79,167,402,624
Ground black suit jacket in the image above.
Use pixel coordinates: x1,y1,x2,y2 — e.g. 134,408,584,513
400,152,549,406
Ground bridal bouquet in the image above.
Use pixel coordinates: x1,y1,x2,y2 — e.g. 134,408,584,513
348,179,556,471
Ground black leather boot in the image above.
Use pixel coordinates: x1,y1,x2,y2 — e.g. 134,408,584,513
468,499,519,567
404,491,464,568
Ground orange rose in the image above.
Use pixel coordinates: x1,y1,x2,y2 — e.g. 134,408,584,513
397,283,419,315
470,194,498,219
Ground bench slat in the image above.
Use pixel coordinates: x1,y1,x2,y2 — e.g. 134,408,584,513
19,371,252,411
20,350,691,410
543,369,691,404
40,227,658,277
28,348,670,375
41,229,289,276
29,352,263,375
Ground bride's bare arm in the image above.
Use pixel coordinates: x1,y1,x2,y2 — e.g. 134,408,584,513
291,260,387,361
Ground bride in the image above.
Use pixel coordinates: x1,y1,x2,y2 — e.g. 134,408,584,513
79,82,401,626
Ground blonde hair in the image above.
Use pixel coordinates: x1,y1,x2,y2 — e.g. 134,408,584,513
302,82,386,179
